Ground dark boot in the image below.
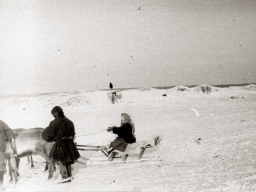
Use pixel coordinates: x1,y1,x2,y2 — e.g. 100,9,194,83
66,164,72,178
58,165,72,183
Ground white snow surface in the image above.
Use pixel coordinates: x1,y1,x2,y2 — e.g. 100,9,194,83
0,85,256,192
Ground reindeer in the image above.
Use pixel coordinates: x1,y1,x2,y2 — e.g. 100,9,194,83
5,128,56,183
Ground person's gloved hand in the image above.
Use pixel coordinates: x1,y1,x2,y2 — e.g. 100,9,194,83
107,127,114,132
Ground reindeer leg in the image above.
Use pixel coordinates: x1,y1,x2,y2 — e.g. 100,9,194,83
30,156,34,168
27,156,30,164
10,154,19,184
3,157,7,175
15,158,20,177
53,162,56,172
8,159,13,183
47,159,55,179
44,162,48,172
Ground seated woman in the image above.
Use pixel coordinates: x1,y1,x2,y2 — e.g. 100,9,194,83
101,113,136,160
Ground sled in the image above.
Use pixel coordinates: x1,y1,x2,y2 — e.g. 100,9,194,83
76,136,161,165
100,136,161,161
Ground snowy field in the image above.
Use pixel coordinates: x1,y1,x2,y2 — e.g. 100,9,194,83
1,84,256,192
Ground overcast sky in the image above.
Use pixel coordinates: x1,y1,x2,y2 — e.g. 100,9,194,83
0,0,256,95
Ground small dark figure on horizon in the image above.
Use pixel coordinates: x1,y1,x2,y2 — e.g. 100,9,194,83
109,82,113,89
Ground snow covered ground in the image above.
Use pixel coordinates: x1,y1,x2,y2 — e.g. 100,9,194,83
0,84,256,192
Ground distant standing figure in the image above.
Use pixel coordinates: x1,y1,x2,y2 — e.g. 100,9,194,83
101,113,136,160
42,106,80,183
109,82,113,89
111,92,117,104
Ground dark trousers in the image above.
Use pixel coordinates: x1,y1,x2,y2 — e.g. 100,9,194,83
110,137,128,152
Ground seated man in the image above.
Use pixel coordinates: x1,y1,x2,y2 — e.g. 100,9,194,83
101,113,136,160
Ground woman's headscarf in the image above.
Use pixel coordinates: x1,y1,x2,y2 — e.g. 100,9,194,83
121,113,135,135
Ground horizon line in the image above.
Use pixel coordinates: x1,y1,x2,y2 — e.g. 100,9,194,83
0,82,255,98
